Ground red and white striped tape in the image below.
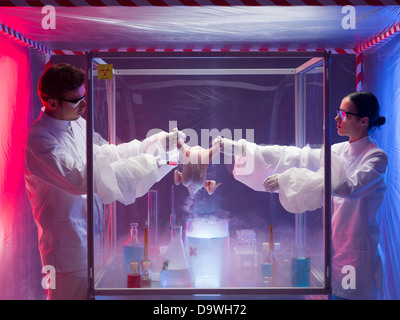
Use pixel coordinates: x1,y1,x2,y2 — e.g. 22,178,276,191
0,23,51,55
1,0,400,6
354,23,400,91
356,23,400,53
0,22,51,65
51,48,357,55
356,53,362,91
0,21,360,56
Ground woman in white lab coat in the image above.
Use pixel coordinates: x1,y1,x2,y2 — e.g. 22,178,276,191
219,92,387,300
24,64,180,300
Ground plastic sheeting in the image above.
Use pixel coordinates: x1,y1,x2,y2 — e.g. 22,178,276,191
0,6,399,52
362,33,400,300
0,49,356,299
0,33,45,300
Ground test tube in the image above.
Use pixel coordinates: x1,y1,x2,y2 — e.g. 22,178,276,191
170,185,176,227
147,190,158,249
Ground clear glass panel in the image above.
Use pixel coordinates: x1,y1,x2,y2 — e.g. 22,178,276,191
90,53,328,294
301,60,325,288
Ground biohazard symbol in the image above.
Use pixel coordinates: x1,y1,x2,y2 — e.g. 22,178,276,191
189,246,197,257
97,64,113,80
162,259,169,271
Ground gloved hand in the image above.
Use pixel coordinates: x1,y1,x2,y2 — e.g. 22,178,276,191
140,128,186,155
263,174,280,193
215,137,246,157
155,156,162,168
156,127,186,153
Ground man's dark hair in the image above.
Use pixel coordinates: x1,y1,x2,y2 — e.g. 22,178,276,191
38,63,85,103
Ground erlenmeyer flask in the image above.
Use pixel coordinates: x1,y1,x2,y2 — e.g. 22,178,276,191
123,223,144,273
159,225,191,288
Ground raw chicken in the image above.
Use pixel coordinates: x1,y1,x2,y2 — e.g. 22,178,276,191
174,137,222,195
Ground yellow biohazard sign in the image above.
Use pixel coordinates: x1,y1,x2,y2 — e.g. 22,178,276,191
97,64,113,80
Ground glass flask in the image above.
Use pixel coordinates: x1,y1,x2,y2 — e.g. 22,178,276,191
123,223,144,274
159,225,191,288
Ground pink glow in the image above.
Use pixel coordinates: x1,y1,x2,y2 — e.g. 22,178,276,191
0,34,32,297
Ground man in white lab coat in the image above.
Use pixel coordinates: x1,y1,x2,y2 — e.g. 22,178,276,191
24,64,179,300
219,92,387,300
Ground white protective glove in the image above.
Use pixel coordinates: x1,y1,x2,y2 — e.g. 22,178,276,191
140,128,186,156
217,137,246,157
263,174,280,193
155,156,162,168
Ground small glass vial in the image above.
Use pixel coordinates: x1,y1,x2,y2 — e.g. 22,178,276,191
141,261,152,287
127,262,141,288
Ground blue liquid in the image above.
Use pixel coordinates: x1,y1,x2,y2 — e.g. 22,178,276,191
261,262,273,287
261,263,272,277
123,246,144,270
291,257,310,287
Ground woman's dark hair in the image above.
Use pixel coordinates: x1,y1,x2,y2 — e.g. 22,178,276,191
38,63,85,103
346,91,386,130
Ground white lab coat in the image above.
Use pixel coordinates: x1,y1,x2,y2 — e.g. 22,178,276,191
232,136,387,299
24,109,175,273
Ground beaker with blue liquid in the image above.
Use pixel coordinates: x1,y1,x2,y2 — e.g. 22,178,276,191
291,247,311,287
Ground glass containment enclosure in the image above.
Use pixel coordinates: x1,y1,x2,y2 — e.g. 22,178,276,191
86,51,332,298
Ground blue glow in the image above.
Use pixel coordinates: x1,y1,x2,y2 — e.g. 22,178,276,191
363,33,400,300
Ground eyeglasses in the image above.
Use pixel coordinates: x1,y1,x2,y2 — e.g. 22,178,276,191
336,108,363,120
59,94,86,108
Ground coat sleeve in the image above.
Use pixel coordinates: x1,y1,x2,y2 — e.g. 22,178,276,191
93,150,160,205
25,130,173,206
275,148,387,213
232,139,321,192
277,167,324,213
94,130,177,162
333,151,388,200
92,131,177,204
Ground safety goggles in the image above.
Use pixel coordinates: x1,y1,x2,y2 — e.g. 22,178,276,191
59,94,86,108
336,108,363,120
